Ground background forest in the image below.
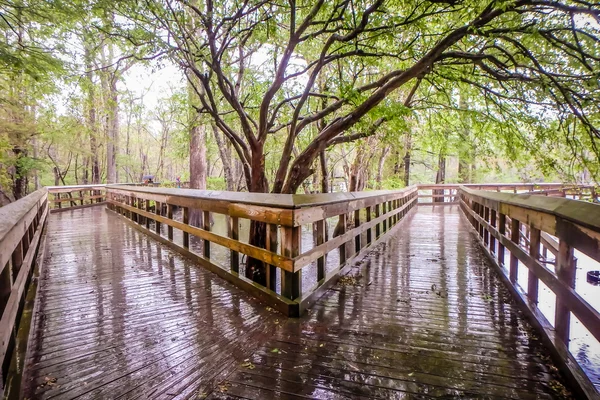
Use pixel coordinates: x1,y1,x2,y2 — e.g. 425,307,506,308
1,0,599,205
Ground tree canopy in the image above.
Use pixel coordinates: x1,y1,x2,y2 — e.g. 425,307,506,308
0,0,599,204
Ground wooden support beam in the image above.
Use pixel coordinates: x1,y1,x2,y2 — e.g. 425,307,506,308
555,239,575,343
229,216,239,273
528,226,541,304
281,226,301,300
510,218,520,283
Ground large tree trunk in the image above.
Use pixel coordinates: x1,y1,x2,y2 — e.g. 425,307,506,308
84,40,100,184
211,124,235,191
434,152,446,203
106,75,118,184
189,122,207,226
246,147,269,285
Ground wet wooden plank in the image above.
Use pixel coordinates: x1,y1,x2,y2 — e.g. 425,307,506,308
20,206,582,399
21,207,280,399
215,206,579,400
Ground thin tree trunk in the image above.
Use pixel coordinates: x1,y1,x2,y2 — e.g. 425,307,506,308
319,150,329,193
376,146,390,189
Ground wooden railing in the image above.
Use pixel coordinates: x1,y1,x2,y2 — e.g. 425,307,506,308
0,189,48,389
417,183,598,204
106,185,418,316
459,186,600,398
47,184,106,212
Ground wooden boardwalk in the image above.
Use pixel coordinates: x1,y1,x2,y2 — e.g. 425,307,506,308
22,206,573,399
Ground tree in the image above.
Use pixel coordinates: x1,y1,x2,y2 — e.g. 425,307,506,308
113,0,600,283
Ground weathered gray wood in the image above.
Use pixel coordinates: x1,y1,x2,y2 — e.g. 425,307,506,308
510,218,520,283
0,189,47,271
281,226,301,300
528,227,541,304
229,216,239,273
555,239,575,344
315,219,325,282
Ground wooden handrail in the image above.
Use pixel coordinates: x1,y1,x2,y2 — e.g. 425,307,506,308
105,185,418,316
416,183,599,205
458,186,600,399
46,185,107,212
0,188,48,389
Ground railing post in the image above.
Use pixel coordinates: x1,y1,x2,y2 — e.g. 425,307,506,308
354,209,361,253
528,226,541,303
167,204,174,240
56,192,61,209
145,199,150,229
365,206,372,245
483,207,490,247
498,213,506,266
315,219,325,281
203,210,210,258
182,207,189,248
132,196,138,223
137,197,144,225
338,214,347,265
510,218,520,283
11,241,23,278
155,201,162,235
229,216,239,273
490,209,497,254
266,223,278,291
281,226,301,300
555,239,575,343
382,202,387,233
375,204,381,238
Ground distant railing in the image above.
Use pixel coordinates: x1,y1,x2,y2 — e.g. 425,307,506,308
0,189,48,388
459,186,600,398
47,185,106,212
417,183,598,204
105,185,418,316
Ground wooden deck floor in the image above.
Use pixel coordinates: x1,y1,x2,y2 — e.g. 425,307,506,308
22,206,573,399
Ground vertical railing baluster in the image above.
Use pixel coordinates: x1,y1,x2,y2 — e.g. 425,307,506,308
484,207,490,247
382,202,387,233
365,206,372,245
354,209,361,253
229,216,239,273
375,204,380,238
555,239,575,343
145,199,150,229
167,204,174,240
490,209,497,254
137,197,143,225
266,223,278,291
281,226,301,300
155,201,161,235
316,219,325,282
528,226,541,303
203,210,210,258
338,214,347,265
510,218,520,283
498,213,506,266
183,207,189,248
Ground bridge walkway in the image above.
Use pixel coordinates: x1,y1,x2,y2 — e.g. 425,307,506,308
22,206,571,399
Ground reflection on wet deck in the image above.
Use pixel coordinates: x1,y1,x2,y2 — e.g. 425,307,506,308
23,206,581,399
